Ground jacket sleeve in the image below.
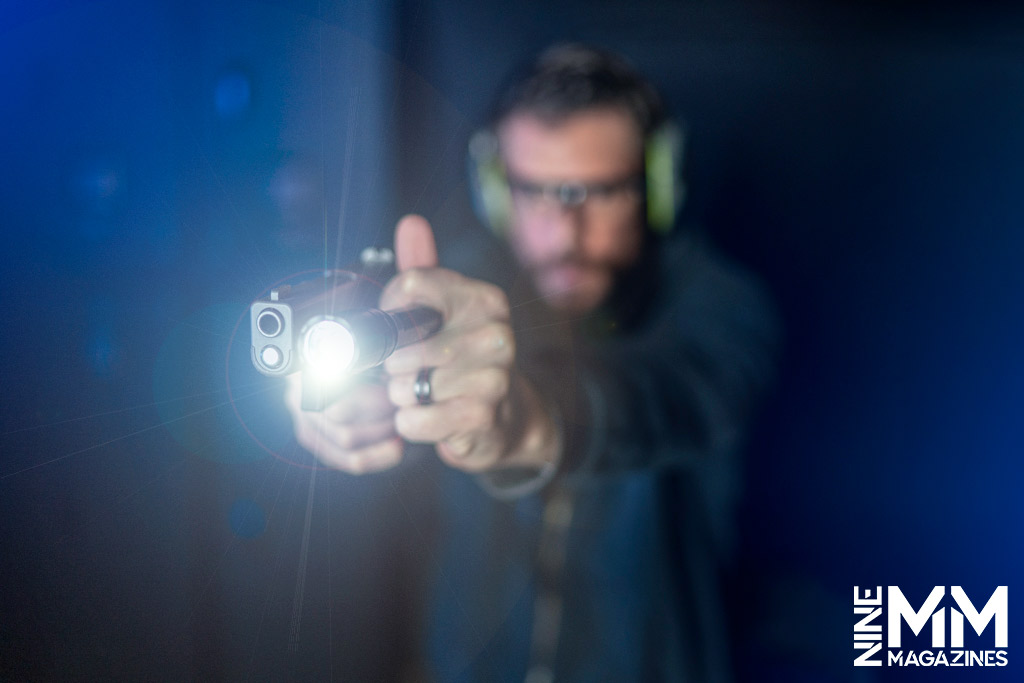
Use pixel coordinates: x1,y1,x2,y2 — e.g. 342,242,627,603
479,238,780,498
564,244,778,476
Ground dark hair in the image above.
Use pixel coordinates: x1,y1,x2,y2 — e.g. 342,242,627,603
490,44,667,137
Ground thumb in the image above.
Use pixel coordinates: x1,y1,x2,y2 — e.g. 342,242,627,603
394,214,439,271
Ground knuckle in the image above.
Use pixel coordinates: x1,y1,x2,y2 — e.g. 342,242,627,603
483,322,515,364
383,353,403,374
400,269,424,293
484,367,510,400
386,379,405,406
468,401,495,431
383,440,403,461
382,270,428,309
480,284,510,318
334,426,356,450
394,408,417,439
446,436,473,459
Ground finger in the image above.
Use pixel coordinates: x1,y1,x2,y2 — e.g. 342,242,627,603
321,382,395,422
287,375,402,475
379,266,457,318
297,414,395,463
395,214,439,271
380,269,508,326
313,436,403,475
294,410,394,461
388,366,510,408
384,321,515,375
317,415,398,452
394,398,495,445
355,437,405,473
436,434,496,472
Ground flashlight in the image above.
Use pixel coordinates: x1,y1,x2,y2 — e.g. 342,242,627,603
289,306,442,380
250,249,443,409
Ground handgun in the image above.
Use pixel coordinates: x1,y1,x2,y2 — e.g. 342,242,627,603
250,248,442,410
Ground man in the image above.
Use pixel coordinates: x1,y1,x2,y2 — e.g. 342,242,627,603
287,45,778,682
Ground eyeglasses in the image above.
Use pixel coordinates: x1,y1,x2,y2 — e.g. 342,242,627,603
507,174,643,212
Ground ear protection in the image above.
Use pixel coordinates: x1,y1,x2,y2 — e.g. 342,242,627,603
467,120,686,237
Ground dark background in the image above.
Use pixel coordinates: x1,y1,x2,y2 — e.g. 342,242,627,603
2,0,1023,680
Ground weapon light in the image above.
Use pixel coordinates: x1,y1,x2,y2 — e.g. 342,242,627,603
249,251,442,410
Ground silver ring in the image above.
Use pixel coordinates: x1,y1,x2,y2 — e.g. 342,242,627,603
413,367,435,406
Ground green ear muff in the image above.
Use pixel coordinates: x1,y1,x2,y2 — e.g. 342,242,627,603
467,121,686,237
467,129,513,236
645,122,686,234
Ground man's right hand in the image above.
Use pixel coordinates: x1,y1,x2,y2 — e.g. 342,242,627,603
284,373,403,474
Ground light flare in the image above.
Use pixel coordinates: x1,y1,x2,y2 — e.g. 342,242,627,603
301,319,356,382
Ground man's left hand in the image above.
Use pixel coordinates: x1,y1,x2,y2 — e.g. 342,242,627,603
379,215,559,474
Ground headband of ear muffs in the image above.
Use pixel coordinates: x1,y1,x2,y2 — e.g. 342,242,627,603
467,120,686,237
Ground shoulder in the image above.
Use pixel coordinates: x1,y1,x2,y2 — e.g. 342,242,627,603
664,228,773,303
652,228,782,348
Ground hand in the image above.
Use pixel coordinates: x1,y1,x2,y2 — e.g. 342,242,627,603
380,215,560,473
284,373,403,474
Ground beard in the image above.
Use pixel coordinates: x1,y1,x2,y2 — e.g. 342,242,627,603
530,258,614,313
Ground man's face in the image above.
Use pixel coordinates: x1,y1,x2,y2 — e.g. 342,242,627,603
498,108,646,313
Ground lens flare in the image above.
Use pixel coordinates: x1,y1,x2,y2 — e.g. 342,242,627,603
302,319,356,381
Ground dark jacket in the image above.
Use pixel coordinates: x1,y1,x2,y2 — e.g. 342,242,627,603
427,230,779,683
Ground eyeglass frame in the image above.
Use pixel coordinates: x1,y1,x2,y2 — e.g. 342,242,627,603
506,173,645,211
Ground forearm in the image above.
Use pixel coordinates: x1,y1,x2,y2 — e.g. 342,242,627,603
476,373,563,500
